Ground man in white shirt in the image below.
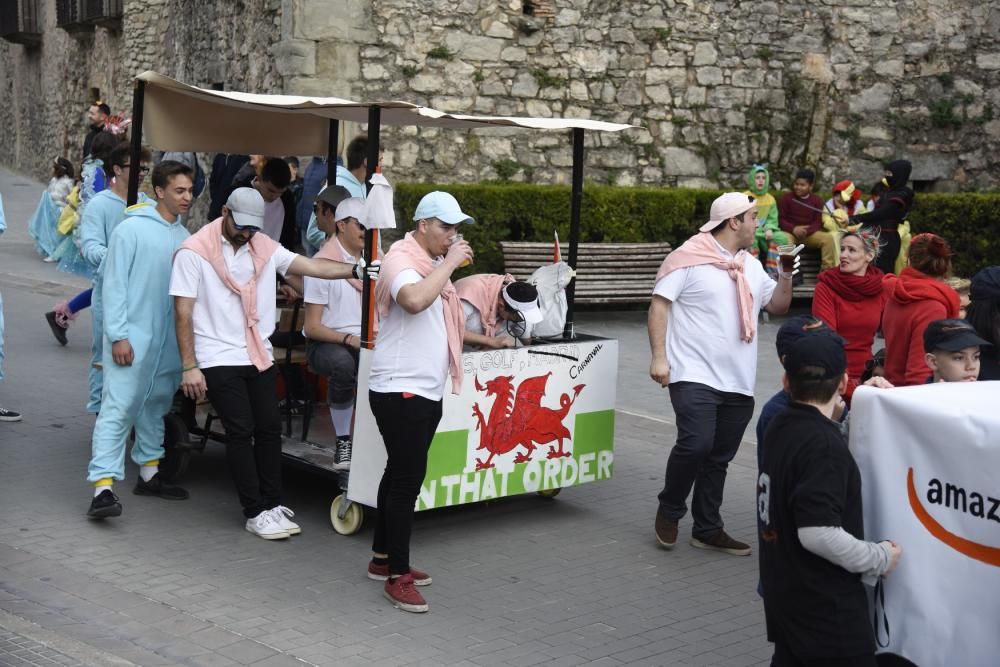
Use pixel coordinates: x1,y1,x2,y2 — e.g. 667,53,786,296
367,191,474,614
648,192,792,556
455,275,541,350
303,196,367,469
170,188,378,540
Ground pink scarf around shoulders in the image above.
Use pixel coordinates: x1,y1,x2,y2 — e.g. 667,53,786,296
656,232,757,343
178,217,281,371
454,273,514,337
376,231,465,394
315,235,363,293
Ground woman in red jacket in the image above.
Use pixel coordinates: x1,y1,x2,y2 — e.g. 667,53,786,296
812,228,886,401
881,233,960,386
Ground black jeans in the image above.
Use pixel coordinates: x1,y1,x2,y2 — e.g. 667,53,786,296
204,365,283,518
772,644,877,667
658,381,754,539
369,391,442,575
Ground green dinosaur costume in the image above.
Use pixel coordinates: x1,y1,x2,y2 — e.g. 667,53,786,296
743,164,789,276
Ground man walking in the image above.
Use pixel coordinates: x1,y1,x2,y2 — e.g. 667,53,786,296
83,102,110,160
171,188,377,540
648,192,792,555
86,161,194,518
367,191,474,613
80,143,152,415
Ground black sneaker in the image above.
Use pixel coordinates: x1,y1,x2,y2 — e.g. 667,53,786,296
133,473,189,500
654,509,678,549
45,311,68,346
332,437,352,471
691,529,752,556
87,489,122,519
0,408,22,422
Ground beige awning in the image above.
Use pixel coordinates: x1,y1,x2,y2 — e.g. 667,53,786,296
136,71,636,154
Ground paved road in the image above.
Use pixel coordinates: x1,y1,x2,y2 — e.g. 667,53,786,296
0,167,797,666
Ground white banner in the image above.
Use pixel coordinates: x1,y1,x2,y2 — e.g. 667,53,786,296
849,382,1000,667
349,338,618,510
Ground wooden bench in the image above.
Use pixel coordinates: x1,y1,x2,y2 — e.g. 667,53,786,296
500,241,673,306
500,242,822,305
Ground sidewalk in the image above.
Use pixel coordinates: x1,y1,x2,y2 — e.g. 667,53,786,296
0,167,784,666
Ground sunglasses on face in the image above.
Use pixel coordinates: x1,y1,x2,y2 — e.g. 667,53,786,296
232,222,259,234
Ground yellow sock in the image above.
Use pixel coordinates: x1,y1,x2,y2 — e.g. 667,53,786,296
94,479,113,496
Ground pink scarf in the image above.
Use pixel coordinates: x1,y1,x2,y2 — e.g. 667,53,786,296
454,273,514,337
376,232,465,394
316,235,362,293
178,218,281,371
656,232,757,343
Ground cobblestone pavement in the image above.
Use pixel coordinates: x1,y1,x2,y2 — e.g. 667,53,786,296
0,168,794,666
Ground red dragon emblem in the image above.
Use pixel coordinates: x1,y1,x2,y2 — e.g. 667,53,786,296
471,372,585,471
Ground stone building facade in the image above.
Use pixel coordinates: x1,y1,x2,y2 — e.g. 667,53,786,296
3,0,999,191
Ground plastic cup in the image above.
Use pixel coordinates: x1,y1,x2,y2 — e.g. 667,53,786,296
776,244,797,273
452,233,473,268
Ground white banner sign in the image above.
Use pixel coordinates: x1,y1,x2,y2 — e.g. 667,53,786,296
849,382,1000,667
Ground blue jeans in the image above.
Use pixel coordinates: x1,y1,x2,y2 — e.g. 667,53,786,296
658,381,754,539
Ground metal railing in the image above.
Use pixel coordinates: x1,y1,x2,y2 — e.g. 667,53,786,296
81,0,123,25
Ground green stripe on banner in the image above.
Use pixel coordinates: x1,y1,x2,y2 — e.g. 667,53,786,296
417,410,615,511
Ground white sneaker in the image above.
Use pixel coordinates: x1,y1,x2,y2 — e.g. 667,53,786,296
245,510,290,540
268,506,301,536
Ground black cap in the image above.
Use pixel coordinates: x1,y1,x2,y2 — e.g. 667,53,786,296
923,319,992,353
776,315,835,360
784,334,847,381
314,184,352,209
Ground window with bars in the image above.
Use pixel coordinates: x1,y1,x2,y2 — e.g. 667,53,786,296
81,0,123,27
56,0,88,31
0,0,42,45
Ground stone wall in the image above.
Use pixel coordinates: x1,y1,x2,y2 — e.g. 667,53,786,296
0,0,283,181
4,0,1000,192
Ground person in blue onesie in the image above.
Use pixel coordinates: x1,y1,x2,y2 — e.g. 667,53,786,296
79,143,153,415
0,192,21,422
87,161,194,519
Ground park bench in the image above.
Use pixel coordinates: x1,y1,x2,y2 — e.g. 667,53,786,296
500,241,672,306
500,241,821,306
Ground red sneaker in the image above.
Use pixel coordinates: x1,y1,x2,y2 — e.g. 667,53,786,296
383,574,428,613
367,560,432,586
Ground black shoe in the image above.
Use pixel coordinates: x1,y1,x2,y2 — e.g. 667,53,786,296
87,489,122,519
45,311,68,346
332,437,352,471
133,473,189,500
0,408,21,422
691,529,752,556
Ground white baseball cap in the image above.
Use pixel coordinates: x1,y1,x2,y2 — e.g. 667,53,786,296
699,192,757,233
334,197,366,226
502,281,543,325
225,187,266,229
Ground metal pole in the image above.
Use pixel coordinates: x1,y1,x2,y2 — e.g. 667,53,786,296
126,79,146,206
326,118,339,184
359,106,381,350
563,127,584,340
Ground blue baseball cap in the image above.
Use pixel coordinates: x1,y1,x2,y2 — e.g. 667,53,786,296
413,191,475,225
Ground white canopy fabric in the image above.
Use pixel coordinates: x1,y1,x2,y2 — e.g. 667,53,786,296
136,71,636,154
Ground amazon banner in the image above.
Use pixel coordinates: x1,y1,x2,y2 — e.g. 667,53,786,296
850,382,1000,667
349,338,618,511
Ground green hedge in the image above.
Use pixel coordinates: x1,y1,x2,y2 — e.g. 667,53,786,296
393,184,999,278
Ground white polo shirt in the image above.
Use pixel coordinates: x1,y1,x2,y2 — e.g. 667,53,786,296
369,268,449,401
653,241,776,396
303,247,362,337
169,239,298,369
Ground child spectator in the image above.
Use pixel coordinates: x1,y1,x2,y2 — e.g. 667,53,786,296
859,348,886,384
882,233,959,386
777,168,838,270
923,319,990,383
744,164,787,277
29,157,75,262
965,266,1000,380
945,277,971,319
758,333,901,667
820,180,868,265
851,160,914,275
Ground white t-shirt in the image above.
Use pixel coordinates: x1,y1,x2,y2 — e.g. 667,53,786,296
368,268,449,401
461,300,532,341
169,238,298,368
653,241,776,396
303,248,362,337
260,196,285,243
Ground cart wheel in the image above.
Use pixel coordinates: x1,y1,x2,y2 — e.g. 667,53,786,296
160,413,191,483
330,494,363,535
537,488,562,498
